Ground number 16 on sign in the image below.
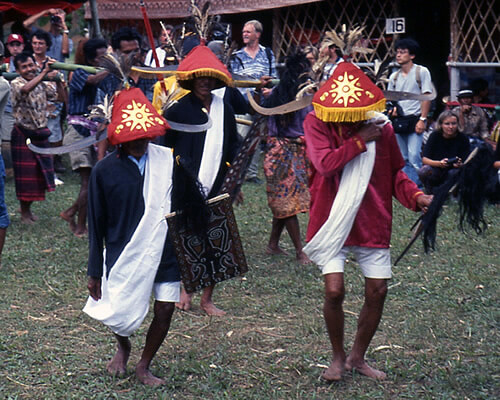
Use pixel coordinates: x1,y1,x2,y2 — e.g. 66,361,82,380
386,18,405,34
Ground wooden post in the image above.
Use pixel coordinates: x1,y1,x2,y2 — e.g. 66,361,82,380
89,0,102,39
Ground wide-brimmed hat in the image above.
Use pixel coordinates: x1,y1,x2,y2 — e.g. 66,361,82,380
176,45,232,90
312,62,385,123
107,87,169,145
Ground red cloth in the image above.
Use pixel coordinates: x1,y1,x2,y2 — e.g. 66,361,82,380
304,111,424,248
176,45,232,89
312,62,386,123
108,87,169,145
11,125,55,202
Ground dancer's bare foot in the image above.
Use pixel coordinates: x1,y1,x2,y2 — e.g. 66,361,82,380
60,211,77,233
201,300,226,316
345,357,387,380
74,226,88,238
21,215,35,225
321,358,345,382
175,289,193,311
106,339,131,377
30,213,39,222
296,250,312,265
265,245,289,256
136,364,165,386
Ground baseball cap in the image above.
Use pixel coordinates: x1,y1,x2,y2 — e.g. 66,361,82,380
7,34,24,45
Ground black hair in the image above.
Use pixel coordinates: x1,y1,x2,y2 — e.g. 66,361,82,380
83,38,108,63
31,29,52,50
262,49,311,129
14,52,34,69
470,78,489,95
394,38,420,56
111,27,142,51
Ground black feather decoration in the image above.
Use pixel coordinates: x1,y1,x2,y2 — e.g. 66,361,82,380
421,144,495,252
172,157,210,237
456,143,496,233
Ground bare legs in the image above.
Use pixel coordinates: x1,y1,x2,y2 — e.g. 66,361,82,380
20,200,37,224
108,301,175,386
266,216,310,264
323,273,388,381
176,284,226,316
60,167,90,236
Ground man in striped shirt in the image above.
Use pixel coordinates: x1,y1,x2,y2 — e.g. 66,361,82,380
230,20,277,183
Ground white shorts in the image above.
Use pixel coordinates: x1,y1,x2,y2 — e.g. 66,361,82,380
321,246,392,279
153,281,181,302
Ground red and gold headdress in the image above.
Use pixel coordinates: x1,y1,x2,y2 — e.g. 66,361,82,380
107,87,169,145
312,62,386,123
176,45,232,90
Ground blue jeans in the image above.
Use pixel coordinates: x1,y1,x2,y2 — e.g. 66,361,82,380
0,155,10,228
395,132,423,187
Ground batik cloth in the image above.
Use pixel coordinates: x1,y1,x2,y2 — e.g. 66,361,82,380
263,136,310,219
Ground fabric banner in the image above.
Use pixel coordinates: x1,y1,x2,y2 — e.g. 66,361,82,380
166,194,248,293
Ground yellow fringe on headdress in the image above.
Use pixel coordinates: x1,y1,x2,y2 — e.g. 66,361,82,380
176,68,233,87
313,98,386,123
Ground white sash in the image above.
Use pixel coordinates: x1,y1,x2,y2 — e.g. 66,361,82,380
304,113,389,266
198,94,224,195
83,144,174,337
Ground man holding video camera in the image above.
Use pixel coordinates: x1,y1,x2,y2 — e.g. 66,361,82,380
23,8,73,62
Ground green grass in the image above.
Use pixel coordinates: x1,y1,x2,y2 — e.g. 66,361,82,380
0,162,498,399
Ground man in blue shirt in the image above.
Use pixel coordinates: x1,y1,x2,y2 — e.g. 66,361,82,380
230,20,277,183
60,38,108,237
23,8,73,62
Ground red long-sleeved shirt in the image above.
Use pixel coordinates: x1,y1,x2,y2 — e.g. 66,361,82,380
304,112,424,248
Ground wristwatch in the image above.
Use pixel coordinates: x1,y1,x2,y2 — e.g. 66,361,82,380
419,116,427,122
63,29,70,34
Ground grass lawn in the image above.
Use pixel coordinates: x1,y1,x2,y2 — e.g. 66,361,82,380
0,163,498,399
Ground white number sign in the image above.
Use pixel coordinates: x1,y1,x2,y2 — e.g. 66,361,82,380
386,18,405,34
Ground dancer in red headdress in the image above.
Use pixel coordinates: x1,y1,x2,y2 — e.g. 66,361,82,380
303,61,433,381
83,85,178,386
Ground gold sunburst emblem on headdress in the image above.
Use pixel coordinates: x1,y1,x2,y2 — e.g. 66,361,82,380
115,100,165,134
320,71,374,107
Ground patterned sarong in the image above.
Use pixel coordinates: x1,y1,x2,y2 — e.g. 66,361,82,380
11,124,55,201
263,136,310,219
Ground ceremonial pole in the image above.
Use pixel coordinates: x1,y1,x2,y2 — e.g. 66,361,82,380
139,0,167,93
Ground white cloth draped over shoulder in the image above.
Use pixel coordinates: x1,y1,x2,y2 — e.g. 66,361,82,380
198,93,224,195
83,144,174,337
303,112,389,267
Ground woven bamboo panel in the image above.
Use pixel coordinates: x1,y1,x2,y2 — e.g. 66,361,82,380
450,0,500,63
273,0,397,62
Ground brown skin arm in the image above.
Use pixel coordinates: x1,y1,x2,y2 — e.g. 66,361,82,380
20,60,52,94
357,123,382,143
416,194,433,213
86,70,109,86
23,8,56,29
87,276,102,301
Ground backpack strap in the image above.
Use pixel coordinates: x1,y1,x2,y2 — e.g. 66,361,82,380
392,65,422,92
415,65,422,92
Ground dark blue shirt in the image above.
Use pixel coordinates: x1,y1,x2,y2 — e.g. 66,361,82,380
96,74,156,105
68,68,98,136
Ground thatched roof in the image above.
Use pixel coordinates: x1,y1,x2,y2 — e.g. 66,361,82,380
85,0,321,20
